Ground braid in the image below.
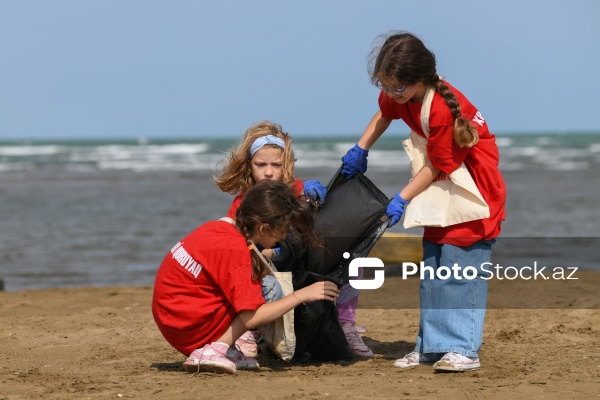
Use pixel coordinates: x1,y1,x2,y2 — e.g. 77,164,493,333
432,77,478,148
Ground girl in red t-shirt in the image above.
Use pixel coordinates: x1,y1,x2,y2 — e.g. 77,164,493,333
342,31,506,372
215,120,374,358
152,181,339,374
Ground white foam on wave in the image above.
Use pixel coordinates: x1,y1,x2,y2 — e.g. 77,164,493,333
503,146,541,157
333,142,360,153
294,159,345,169
0,145,65,156
142,143,209,154
544,161,591,171
68,143,210,163
498,161,525,171
495,137,513,147
590,143,600,153
96,152,225,172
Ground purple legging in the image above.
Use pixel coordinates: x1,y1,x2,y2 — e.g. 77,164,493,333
336,267,362,323
336,283,359,323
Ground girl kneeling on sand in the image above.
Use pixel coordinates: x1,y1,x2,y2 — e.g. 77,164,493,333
152,181,339,374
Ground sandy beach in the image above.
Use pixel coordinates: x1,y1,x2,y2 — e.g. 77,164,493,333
1,270,599,400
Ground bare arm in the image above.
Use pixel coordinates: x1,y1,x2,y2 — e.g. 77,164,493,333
238,281,339,330
357,110,392,150
400,162,441,201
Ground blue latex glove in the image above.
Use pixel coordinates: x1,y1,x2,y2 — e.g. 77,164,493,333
386,193,409,227
304,180,327,202
341,144,369,178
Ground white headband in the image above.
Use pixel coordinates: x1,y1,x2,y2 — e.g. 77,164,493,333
249,135,285,158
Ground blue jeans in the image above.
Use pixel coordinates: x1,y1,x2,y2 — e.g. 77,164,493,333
414,240,493,360
261,275,284,303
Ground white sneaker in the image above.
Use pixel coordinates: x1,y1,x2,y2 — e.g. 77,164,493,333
433,352,481,372
393,351,433,368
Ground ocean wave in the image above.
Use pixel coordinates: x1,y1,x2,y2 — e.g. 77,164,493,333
495,137,513,147
0,133,598,174
0,145,65,156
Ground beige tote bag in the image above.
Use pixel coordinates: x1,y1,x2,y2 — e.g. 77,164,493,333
251,246,296,362
219,218,296,361
402,87,490,228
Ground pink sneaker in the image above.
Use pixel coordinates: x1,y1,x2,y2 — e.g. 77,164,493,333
183,343,236,374
235,330,261,358
342,322,374,358
226,347,260,370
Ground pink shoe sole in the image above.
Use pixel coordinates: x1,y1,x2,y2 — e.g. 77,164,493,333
183,360,236,374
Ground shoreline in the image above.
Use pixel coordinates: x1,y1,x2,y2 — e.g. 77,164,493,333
1,272,598,399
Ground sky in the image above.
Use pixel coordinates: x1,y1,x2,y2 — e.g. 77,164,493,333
1,0,599,140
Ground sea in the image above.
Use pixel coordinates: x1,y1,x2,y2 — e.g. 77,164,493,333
1,132,599,292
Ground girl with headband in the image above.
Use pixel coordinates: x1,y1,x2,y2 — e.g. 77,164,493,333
215,120,374,359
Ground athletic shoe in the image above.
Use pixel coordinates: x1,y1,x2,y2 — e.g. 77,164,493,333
393,351,434,368
355,325,367,333
226,347,260,370
342,322,374,358
433,352,481,372
183,342,236,374
235,330,261,358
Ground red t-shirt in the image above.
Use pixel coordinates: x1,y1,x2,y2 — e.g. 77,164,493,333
379,81,506,246
227,178,305,219
152,220,265,356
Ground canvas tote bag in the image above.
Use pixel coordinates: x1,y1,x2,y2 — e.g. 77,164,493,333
219,217,296,361
402,86,490,228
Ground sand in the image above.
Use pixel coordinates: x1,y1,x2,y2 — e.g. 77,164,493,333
1,271,599,400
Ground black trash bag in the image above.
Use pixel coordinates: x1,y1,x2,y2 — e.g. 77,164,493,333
274,167,389,282
271,167,391,361
306,169,389,285
292,272,353,361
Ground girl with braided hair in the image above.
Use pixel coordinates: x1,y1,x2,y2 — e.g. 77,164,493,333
342,31,506,371
152,181,339,374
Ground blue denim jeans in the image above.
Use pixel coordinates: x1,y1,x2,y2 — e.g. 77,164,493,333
261,275,284,303
414,240,493,360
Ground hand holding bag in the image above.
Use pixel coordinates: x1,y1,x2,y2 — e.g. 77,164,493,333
402,86,490,228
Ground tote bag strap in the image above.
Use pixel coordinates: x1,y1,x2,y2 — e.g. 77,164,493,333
218,217,277,274
419,83,437,138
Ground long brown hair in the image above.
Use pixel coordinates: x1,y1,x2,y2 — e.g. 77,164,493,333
368,31,478,148
235,181,321,281
214,121,296,195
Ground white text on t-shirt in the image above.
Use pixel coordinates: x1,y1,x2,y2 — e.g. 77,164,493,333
170,241,202,278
